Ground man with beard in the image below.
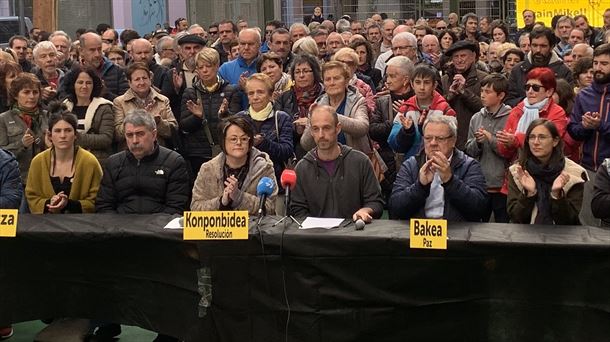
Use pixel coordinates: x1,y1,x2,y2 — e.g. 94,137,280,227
441,40,487,149
506,27,573,107
568,43,610,226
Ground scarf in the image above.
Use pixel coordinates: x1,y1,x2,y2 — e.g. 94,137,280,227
517,98,548,134
526,154,565,224
249,102,273,121
295,83,322,118
203,76,221,93
275,73,291,93
133,90,156,112
13,104,41,129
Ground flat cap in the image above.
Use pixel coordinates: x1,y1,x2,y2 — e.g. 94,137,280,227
444,40,479,57
178,34,206,46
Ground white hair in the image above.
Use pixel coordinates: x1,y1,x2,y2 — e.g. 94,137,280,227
33,41,57,60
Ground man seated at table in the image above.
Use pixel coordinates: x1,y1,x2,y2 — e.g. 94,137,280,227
94,109,189,342
592,158,610,227
290,105,384,223
389,113,488,221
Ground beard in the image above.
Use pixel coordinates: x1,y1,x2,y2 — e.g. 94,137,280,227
594,70,610,84
531,52,551,67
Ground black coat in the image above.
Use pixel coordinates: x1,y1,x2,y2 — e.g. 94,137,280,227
95,145,190,214
180,79,242,159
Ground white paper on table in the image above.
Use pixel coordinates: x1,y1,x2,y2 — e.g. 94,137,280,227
300,217,345,230
164,217,183,229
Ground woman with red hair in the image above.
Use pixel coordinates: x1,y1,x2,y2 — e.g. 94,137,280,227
497,67,569,161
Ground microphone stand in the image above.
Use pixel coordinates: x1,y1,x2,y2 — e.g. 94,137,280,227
273,187,301,228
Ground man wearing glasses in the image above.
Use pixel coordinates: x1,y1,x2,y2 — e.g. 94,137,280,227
389,114,488,221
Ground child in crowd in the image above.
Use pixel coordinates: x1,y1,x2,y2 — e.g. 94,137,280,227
388,65,455,156
465,73,512,222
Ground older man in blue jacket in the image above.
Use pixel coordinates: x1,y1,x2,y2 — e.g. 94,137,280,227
389,113,488,221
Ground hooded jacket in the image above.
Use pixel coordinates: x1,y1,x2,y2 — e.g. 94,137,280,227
301,86,371,154
465,104,512,189
389,149,488,221
290,144,384,219
190,147,277,215
568,81,610,171
505,51,574,108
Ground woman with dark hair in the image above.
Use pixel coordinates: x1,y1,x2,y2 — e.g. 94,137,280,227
350,39,382,89
190,115,277,214
572,56,593,93
491,22,510,43
553,78,581,163
256,52,292,101
0,61,22,112
0,73,48,182
25,110,102,213
61,64,114,161
437,29,458,52
274,53,323,158
497,67,569,162
507,118,587,224
502,48,524,77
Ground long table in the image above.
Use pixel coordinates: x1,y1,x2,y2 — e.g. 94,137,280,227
1,214,610,341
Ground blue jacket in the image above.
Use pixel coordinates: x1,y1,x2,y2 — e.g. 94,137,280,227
568,81,610,171
237,109,294,184
218,55,258,86
389,149,488,221
0,148,23,209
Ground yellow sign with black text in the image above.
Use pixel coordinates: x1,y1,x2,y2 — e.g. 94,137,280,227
0,209,18,237
410,218,447,250
183,211,249,240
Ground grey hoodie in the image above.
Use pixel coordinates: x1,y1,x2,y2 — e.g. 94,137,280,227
464,104,512,189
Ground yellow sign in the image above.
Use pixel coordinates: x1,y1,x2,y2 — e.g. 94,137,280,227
409,218,447,250
183,211,249,240
0,209,18,237
516,0,610,29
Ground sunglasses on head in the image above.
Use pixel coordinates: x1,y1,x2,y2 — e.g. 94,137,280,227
524,84,544,92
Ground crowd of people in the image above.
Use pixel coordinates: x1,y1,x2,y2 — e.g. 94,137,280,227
2,6,610,341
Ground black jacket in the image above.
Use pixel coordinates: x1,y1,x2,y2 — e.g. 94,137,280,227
505,51,573,107
592,158,610,226
180,78,242,158
95,145,190,214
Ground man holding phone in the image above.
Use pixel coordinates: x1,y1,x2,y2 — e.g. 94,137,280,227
568,43,610,226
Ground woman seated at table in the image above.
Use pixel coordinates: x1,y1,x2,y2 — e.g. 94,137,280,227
61,64,114,162
191,116,277,215
25,106,103,214
507,119,587,225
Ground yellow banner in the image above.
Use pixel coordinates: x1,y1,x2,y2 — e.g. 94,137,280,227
516,0,610,29
183,211,249,240
0,209,18,237
409,218,447,250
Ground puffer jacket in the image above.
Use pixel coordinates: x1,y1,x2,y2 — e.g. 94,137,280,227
95,144,190,214
180,78,242,159
190,147,277,215
99,57,129,100
63,97,115,162
301,86,371,154
0,148,22,209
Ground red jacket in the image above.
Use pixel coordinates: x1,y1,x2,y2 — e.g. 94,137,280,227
497,98,568,161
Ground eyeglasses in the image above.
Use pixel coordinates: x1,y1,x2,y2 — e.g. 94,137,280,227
528,134,552,142
227,136,250,145
209,30,218,35
294,69,313,75
102,39,115,44
423,135,453,143
524,84,545,92
437,26,447,30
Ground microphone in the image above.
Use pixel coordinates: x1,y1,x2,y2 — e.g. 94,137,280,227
280,169,297,217
256,176,275,219
355,219,365,231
